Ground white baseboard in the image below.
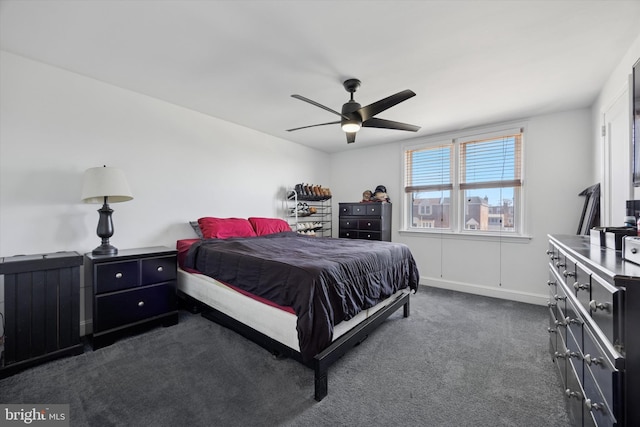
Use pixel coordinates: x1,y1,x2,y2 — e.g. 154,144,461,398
421,276,549,306
80,319,92,337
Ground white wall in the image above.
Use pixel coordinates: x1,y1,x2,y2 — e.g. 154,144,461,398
330,109,593,305
0,51,330,333
592,32,640,213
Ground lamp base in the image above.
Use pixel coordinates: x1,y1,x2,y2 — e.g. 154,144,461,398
92,243,118,256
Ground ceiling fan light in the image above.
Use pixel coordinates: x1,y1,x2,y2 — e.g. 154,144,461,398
341,122,361,133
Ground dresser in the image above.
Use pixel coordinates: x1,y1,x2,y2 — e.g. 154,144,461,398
0,252,83,378
338,202,392,241
547,234,640,426
85,246,179,349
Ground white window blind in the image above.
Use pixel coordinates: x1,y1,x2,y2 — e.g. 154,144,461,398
459,132,522,190
404,144,453,193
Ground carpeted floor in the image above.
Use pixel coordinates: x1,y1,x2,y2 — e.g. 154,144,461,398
0,286,571,426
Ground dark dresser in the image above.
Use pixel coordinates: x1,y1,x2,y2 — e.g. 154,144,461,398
0,251,84,378
546,234,640,426
85,246,179,349
338,202,392,241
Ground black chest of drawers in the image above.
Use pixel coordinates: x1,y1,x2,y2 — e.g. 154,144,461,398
547,234,640,427
339,202,392,241
85,246,179,349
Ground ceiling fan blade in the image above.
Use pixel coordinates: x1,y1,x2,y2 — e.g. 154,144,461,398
357,90,416,122
346,132,356,144
291,95,350,120
362,117,421,132
286,121,341,132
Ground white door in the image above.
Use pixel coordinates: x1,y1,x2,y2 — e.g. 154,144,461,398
602,88,632,226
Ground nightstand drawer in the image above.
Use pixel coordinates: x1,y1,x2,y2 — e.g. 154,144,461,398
96,260,139,293
95,283,176,332
141,256,176,285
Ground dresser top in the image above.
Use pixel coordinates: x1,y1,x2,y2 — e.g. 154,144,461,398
549,234,640,283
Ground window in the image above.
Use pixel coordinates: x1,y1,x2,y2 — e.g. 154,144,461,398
403,126,524,235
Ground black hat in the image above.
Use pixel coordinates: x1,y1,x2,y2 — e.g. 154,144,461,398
374,185,386,193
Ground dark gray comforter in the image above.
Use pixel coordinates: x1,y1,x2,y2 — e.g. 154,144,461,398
184,231,419,362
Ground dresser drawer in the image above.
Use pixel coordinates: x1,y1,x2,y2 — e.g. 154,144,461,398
583,324,622,420
572,262,591,311
94,283,176,332
339,205,352,215
95,260,139,293
351,204,366,215
339,230,357,238
339,219,358,230
363,204,382,215
589,273,622,348
357,231,381,240
141,256,176,285
583,366,616,427
357,219,381,231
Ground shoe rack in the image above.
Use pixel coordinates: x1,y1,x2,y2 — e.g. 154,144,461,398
285,184,332,237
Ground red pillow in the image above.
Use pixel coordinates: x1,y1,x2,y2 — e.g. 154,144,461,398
197,217,257,239
248,217,291,236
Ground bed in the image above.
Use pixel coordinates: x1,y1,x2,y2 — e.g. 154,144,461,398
177,217,420,401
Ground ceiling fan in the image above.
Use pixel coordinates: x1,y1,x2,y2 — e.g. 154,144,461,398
286,79,421,144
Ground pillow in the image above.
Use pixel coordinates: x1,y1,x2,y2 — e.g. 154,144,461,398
248,217,291,236
197,217,257,239
189,221,204,238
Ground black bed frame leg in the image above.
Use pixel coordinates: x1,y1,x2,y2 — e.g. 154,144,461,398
314,370,328,401
403,297,410,318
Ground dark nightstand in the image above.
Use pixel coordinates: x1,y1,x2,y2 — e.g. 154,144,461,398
85,246,179,349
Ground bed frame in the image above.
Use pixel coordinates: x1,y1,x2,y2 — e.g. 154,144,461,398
179,289,410,401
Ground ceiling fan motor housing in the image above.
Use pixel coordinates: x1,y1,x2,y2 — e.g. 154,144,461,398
341,99,362,128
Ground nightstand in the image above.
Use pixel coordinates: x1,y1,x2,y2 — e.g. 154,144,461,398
85,246,179,349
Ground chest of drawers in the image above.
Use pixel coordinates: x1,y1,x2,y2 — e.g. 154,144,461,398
338,202,392,241
85,246,179,349
547,235,640,426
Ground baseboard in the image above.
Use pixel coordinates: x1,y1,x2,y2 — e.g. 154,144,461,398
80,319,92,337
421,277,548,306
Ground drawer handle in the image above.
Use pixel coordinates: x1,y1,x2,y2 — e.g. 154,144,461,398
584,398,605,413
567,317,583,326
562,269,575,278
573,282,589,292
554,351,568,360
564,389,582,400
115,272,123,279
583,354,603,366
138,301,145,307
589,300,610,313
157,266,164,272
554,319,567,327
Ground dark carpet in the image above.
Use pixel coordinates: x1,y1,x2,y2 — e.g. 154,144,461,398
0,286,571,426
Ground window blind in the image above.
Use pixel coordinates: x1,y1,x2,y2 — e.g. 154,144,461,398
404,144,453,193
458,133,522,190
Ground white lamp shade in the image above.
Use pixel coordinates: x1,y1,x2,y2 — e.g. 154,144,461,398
81,166,133,204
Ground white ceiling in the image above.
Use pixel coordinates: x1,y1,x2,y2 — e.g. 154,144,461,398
2,0,640,153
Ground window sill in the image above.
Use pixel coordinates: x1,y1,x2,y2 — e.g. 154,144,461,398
398,229,533,243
